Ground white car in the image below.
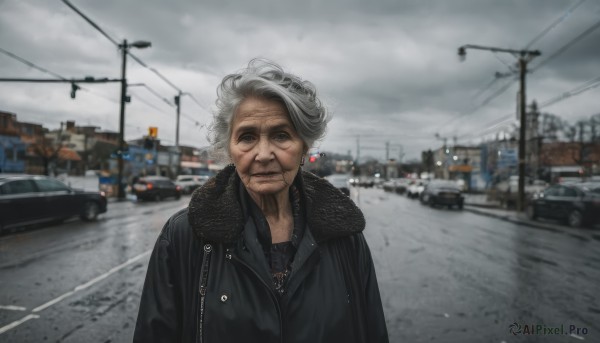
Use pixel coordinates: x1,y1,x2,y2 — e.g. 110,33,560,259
406,180,429,199
175,175,209,194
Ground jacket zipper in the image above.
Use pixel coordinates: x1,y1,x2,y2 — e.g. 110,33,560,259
230,254,284,343
197,243,212,343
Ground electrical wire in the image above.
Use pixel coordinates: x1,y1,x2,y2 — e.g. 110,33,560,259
185,93,211,113
0,47,67,80
524,0,587,49
0,47,127,105
538,75,600,108
61,0,195,106
61,0,119,47
129,83,175,107
128,91,172,116
444,1,588,136
531,18,600,72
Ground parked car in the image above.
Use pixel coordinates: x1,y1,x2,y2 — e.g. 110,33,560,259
406,179,429,199
495,176,548,209
382,178,410,194
175,175,209,194
358,177,375,188
0,174,107,232
419,180,464,209
133,176,182,201
325,174,351,196
526,183,600,227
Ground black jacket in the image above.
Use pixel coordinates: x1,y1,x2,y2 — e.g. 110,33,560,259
134,166,389,342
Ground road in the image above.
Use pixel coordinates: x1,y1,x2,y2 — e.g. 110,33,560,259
0,187,599,342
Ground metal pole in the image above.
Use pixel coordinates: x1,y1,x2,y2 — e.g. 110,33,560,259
385,141,389,161
175,92,181,148
175,91,181,177
517,57,527,212
117,40,128,200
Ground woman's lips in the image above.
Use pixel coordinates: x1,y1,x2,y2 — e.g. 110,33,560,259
252,172,279,177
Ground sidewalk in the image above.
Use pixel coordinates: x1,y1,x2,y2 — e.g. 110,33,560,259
462,194,600,234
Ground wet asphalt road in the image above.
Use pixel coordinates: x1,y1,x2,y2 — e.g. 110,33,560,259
0,187,599,342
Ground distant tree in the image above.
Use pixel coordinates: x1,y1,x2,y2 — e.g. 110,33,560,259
29,137,64,176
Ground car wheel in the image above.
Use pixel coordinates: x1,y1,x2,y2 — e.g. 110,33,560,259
81,202,100,221
175,192,181,200
567,210,583,228
457,202,463,210
526,205,537,220
154,194,162,202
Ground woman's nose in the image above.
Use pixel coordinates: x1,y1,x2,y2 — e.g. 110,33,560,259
255,137,274,161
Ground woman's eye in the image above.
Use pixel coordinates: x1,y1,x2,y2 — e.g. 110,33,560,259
274,132,290,141
239,134,255,142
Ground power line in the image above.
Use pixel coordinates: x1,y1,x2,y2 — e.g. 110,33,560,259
0,47,125,104
181,112,206,128
61,0,119,46
524,0,587,49
531,17,600,72
128,91,172,116
443,2,589,135
538,75,600,108
471,77,500,101
61,0,184,96
129,83,175,107
0,47,67,80
435,76,516,135
185,93,211,113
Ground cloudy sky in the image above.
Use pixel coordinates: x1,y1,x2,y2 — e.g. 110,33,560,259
1,0,599,161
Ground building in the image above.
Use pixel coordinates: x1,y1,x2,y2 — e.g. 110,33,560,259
430,144,483,191
0,111,26,173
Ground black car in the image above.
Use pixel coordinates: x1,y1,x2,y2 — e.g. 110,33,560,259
133,176,182,201
419,180,464,209
526,183,600,227
0,174,107,232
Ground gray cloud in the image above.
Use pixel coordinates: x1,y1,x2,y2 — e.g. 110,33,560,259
0,0,598,161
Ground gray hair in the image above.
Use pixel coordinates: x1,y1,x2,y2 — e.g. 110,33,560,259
207,58,330,162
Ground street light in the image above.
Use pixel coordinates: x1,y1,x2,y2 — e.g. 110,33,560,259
116,39,151,200
458,44,540,212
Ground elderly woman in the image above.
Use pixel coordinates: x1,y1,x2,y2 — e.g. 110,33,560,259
134,59,388,342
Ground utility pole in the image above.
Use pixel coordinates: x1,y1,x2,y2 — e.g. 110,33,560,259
175,91,181,149
117,40,128,200
458,44,540,212
356,135,360,165
385,141,389,161
116,39,151,200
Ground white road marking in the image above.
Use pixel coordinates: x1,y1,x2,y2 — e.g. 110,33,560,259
33,250,151,313
31,291,75,313
0,305,27,311
0,250,151,335
0,314,40,335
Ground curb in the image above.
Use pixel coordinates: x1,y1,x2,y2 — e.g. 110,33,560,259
463,205,565,233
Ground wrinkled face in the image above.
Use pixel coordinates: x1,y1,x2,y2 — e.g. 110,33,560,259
229,96,306,198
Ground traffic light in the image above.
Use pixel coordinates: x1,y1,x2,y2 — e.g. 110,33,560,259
144,138,154,150
148,127,158,138
174,95,180,106
70,83,80,99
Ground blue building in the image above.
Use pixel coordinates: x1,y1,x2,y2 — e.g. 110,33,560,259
0,135,26,173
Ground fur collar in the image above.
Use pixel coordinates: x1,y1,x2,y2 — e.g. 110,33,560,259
188,165,365,243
